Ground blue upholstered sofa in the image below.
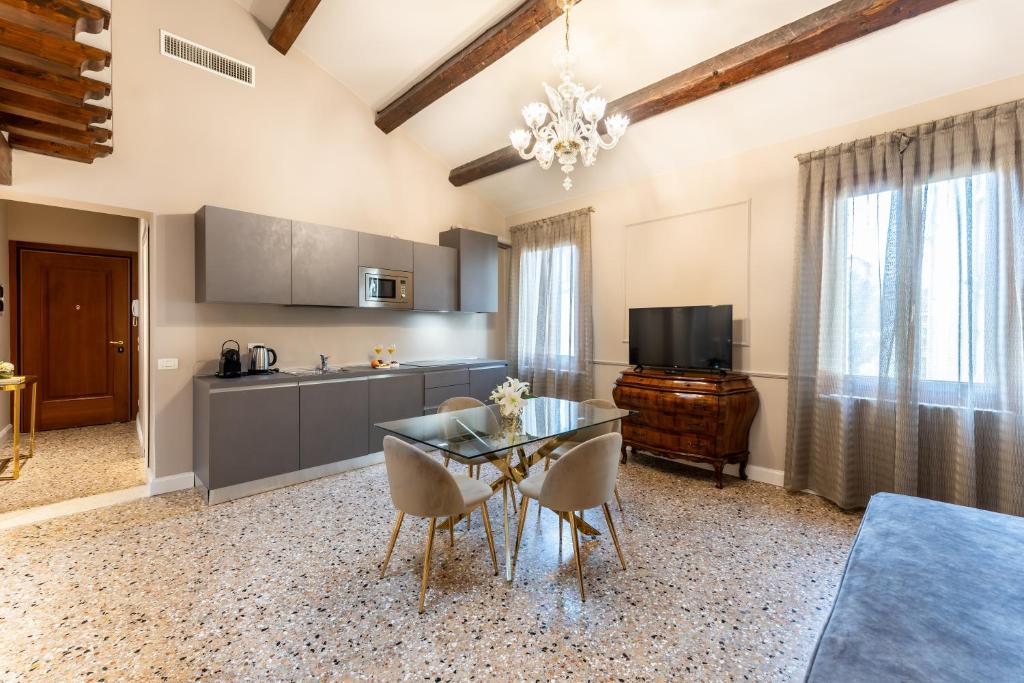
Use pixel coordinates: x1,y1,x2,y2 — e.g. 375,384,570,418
805,493,1024,682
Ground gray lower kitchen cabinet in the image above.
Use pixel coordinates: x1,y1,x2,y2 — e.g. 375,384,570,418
368,373,424,452
439,227,498,313
413,243,457,311
205,383,300,489
358,232,413,271
469,364,509,403
195,205,292,304
292,222,358,306
299,378,369,468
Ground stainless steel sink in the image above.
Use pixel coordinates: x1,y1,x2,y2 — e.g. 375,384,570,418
280,366,346,376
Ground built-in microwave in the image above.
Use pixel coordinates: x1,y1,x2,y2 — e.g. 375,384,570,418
359,267,413,309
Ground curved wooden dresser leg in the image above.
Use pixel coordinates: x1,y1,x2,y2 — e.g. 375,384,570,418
713,463,724,489
739,458,749,481
620,443,628,464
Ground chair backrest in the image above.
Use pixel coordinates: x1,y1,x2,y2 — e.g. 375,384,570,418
383,436,465,518
437,395,499,438
540,432,622,512
569,398,621,443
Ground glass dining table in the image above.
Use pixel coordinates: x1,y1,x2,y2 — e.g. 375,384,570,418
376,397,634,581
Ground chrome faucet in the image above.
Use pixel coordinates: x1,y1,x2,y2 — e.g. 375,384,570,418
319,354,330,373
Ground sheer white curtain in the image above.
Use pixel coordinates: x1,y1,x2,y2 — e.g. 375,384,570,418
507,208,594,400
786,100,1024,515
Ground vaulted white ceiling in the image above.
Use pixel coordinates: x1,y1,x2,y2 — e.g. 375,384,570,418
237,0,1024,215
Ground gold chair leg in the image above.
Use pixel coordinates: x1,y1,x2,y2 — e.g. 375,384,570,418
614,485,623,513
568,510,585,602
479,502,498,575
419,518,437,614
513,495,530,571
29,382,36,457
380,511,405,578
602,503,627,570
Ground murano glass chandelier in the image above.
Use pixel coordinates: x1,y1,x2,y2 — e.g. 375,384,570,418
509,0,629,190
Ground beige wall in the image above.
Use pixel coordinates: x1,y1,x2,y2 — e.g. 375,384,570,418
506,74,1024,482
0,0,503,480
6,201,139,252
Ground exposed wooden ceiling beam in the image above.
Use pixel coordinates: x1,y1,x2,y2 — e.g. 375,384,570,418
0,131,11,184
376,0,573,134
0,0,110,41
449,0,959,187
0,113,109,146
0,17,109,77
8,131,109,162
268,0,322,55
0,58,108,105
0,87,110,129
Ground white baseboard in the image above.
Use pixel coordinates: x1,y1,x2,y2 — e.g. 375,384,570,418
744,464,785,486
148,471,195,496
630,453,784,487
0,485,149,530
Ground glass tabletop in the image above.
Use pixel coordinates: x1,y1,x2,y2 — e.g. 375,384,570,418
375,397,634,462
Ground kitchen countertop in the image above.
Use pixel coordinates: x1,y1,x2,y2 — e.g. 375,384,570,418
194,359,508,389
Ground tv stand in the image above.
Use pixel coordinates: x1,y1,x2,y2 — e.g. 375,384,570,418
612,368,759,488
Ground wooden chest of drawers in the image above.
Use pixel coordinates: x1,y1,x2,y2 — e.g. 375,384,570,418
612,369,759,488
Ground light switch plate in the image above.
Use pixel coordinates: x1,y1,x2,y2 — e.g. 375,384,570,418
157,358,179,370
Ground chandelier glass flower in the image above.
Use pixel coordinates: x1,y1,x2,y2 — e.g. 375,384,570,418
509,0,629,190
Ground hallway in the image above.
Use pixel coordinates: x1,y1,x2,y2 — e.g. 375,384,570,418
0,423,145,514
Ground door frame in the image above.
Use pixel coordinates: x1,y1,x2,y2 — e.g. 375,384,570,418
9,240,140,425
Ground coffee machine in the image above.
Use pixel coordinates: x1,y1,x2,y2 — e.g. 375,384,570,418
216,340,242,378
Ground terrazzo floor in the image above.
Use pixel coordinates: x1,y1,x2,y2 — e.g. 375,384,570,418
0,453,861,682
0,423,146,514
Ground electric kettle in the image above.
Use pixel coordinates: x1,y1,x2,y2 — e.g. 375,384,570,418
249,344,278,374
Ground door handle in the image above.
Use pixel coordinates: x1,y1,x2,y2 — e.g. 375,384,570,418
109,340,124,345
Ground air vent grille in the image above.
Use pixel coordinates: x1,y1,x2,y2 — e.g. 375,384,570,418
160,30,254,87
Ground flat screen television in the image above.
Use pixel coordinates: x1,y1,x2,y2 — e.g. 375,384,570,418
628,305,733,371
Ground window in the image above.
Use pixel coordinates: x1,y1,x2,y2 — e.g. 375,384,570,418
518,243,579,363
841,173,997,395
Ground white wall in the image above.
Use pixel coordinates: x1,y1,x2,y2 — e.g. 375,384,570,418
505,74,1024,483
0,0,504,480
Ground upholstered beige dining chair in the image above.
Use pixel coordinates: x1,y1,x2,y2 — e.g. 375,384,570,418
380,436,498,613
514,432,626,602
437,396,496,480
540,398,624,511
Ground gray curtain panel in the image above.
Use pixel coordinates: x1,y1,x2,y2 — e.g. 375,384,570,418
786,100,1024,515
507,208,594,400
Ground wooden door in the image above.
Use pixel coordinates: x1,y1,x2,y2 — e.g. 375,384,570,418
17,246,133,430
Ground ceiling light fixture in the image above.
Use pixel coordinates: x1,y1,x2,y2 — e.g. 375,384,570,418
509,0,629,190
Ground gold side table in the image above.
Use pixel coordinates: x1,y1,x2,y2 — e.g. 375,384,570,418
0,376,38,481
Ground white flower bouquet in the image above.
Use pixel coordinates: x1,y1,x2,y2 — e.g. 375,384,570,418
489,377,531,418
0,361,14,379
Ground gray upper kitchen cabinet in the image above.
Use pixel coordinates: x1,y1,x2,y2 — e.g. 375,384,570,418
358,232,414,271
299,378,369,468
438,227,498,313
412,243,457,311
291,222,358,306
206,383,300,489
368,373,424,452
195,205,292,304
